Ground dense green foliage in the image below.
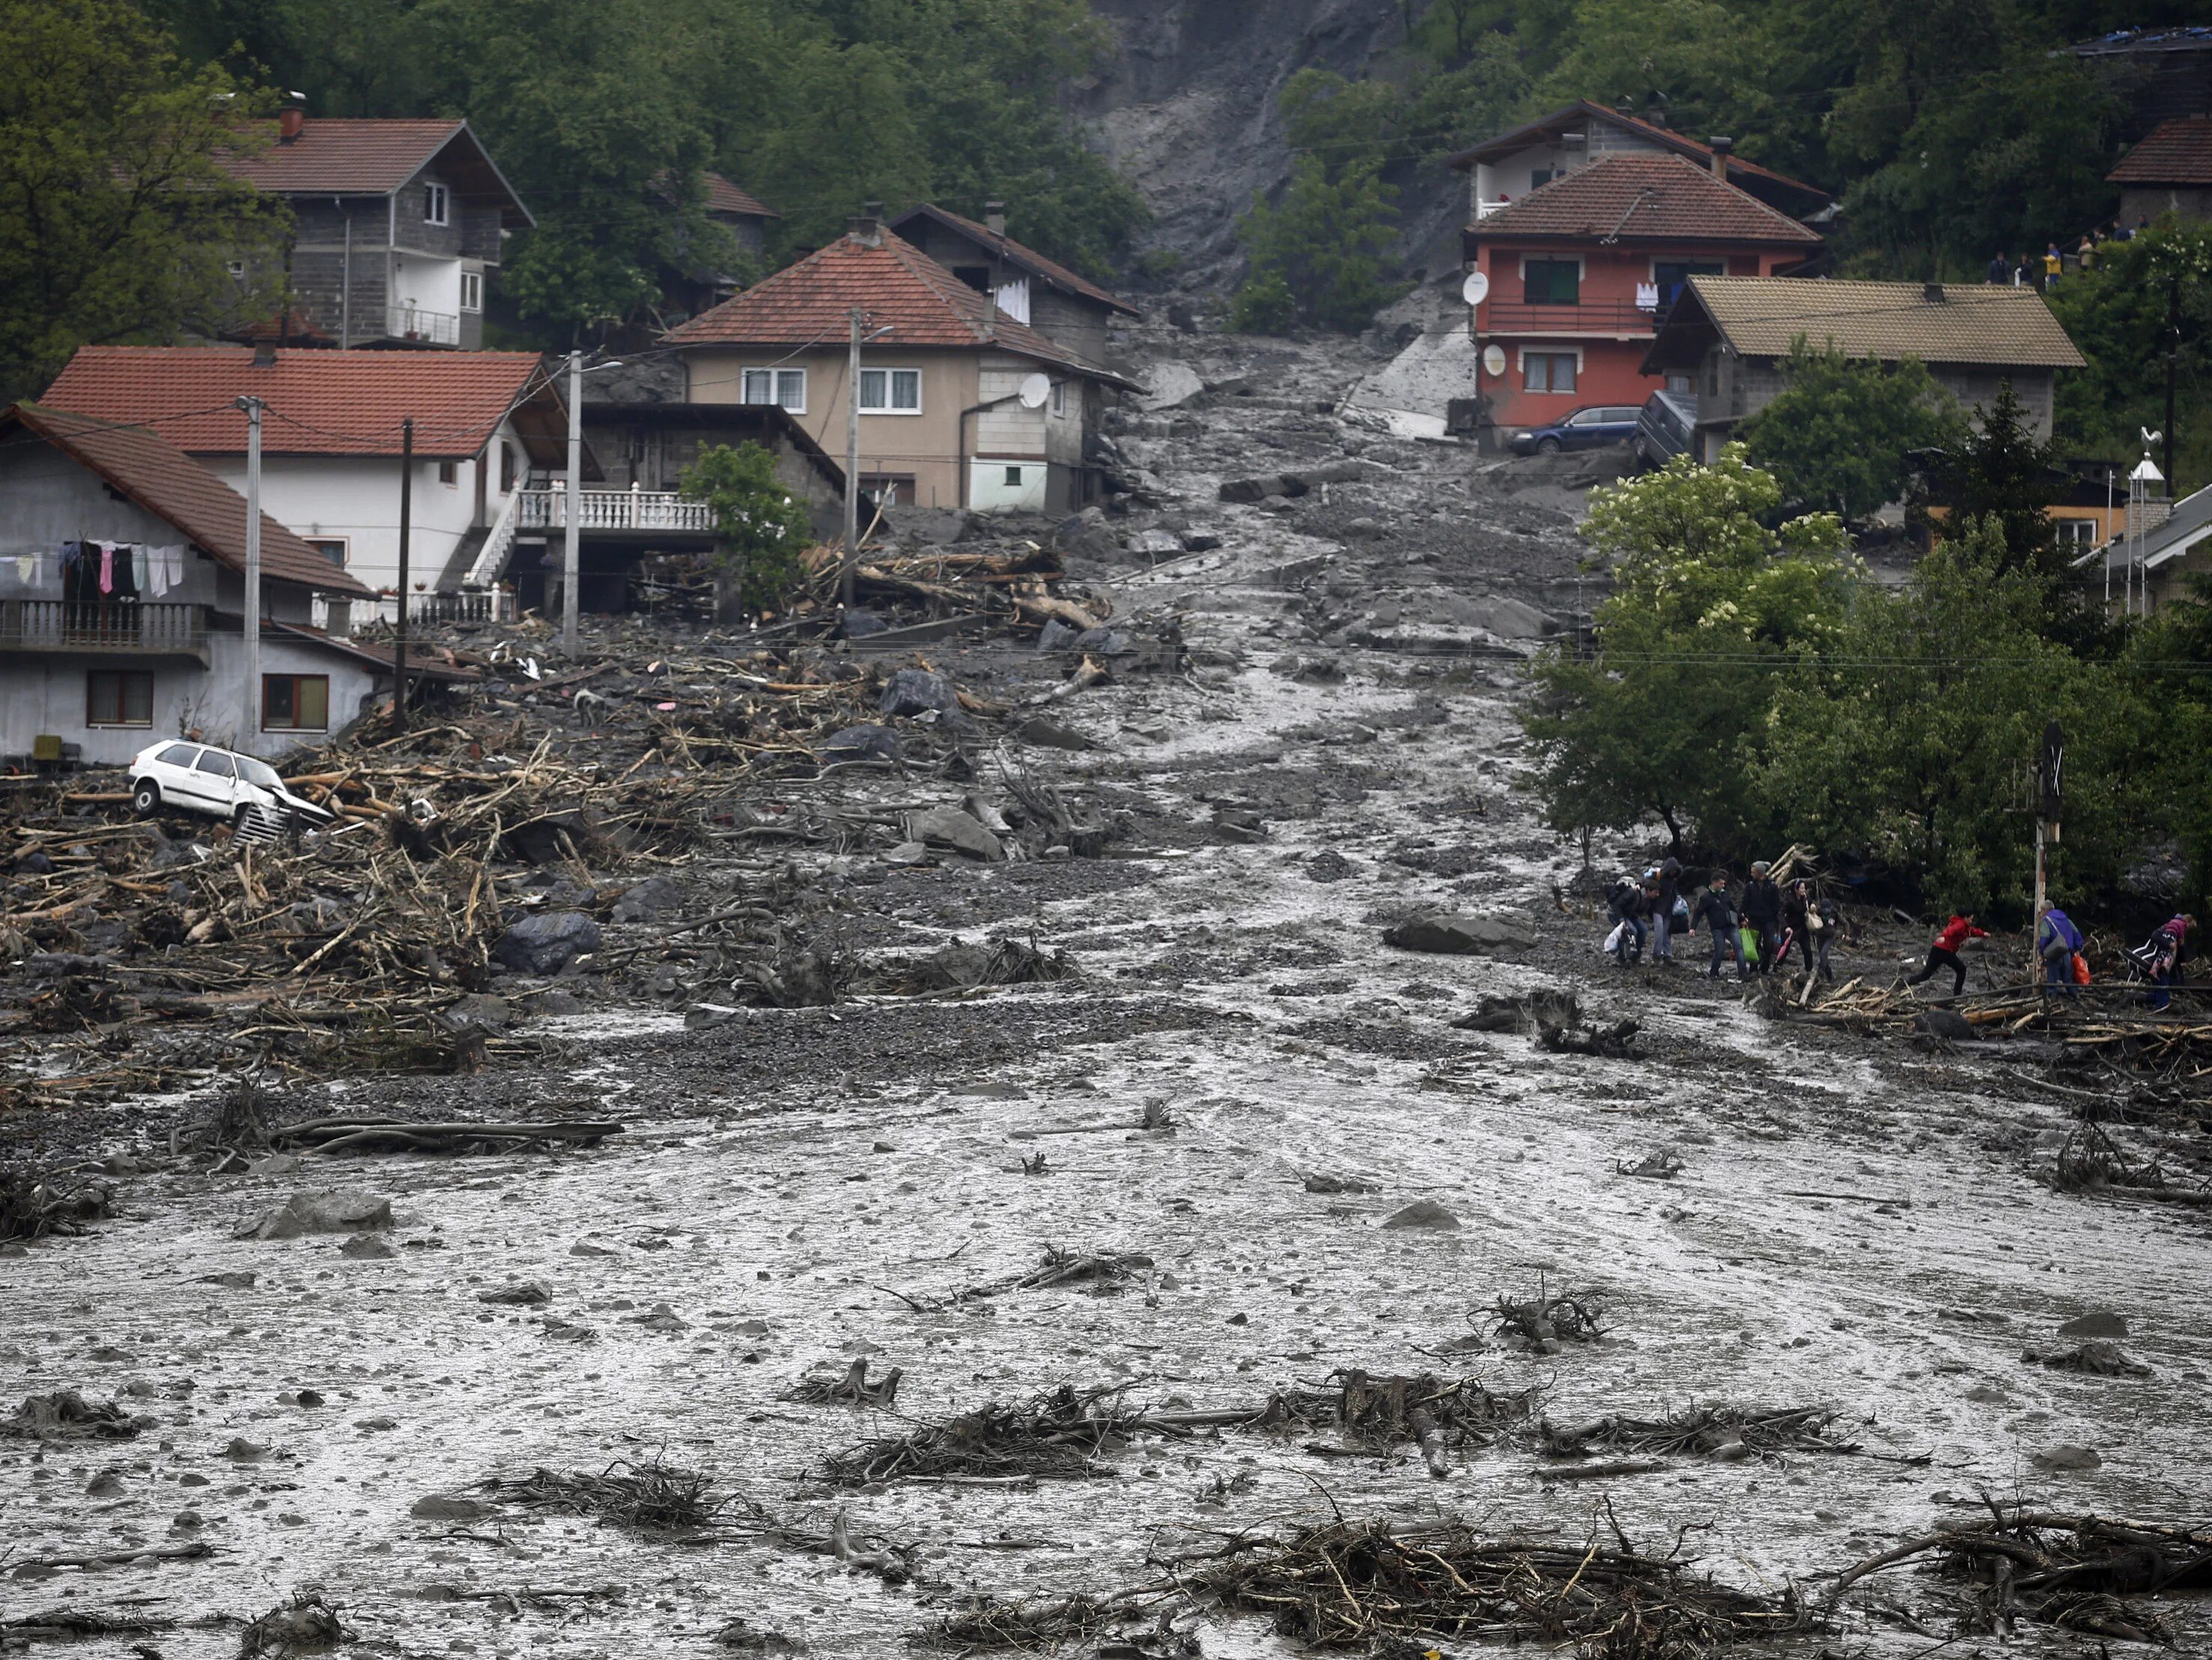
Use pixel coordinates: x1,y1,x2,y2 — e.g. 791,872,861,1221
2046,223,2212,488
678,441,815,612
1523,450,2208,916
1738,342,1961,522
0,0,286,399
115,0,1145,341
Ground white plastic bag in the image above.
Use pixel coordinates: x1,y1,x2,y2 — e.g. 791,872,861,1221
1601,922,1625,954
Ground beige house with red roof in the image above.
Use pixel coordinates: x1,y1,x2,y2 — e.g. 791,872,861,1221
42,347,575,607
0,405,408,765
220,107,534,350
662,212,1135,514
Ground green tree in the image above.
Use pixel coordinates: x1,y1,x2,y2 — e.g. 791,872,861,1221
1234,152,1403,333
1738,339,1962,521
680,441,815,612
1756,516,2134,911
0,0,285,398
1520,445,1854,853
1921,380,2070,588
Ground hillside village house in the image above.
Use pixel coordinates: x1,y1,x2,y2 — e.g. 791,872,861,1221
0,405,393,767
661,212,1136,514
2108,115,2212,225
41,347,578,612
1454,151,1824,438
889,203,1140,364
220,107,534,350
659,172,782,319
2079,478,2212,612
1642,277,2088,462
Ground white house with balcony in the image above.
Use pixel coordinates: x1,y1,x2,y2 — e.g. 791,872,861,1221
0,404,417,767
40,345,576,621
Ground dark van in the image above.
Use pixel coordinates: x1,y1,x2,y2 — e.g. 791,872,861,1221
1634,390,1698,469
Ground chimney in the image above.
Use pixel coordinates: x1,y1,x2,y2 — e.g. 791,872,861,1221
985,199,1006,237
1709,136,1732,181
1923,281,1947,303
1645,93,1668,128
279,94,306,144
849,200,883,247
253,341,277,367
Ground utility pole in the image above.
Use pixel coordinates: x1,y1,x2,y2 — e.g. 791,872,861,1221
2166,272,2181,494
393,417,413,731
563,348,583,653
237,396,264,746
2034,719,2063,991
841,306,862,609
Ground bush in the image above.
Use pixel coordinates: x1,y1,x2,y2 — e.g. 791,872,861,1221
678,441,815,612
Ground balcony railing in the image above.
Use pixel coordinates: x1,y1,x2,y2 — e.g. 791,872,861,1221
0,600,206,654
516,489,716,534
1480,299,1662,335
311,588,516,635
387,304,460,345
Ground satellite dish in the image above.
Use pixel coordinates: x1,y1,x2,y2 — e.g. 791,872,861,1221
1482,344,1507,377
1018,372,1051,409
1460,270,1490,307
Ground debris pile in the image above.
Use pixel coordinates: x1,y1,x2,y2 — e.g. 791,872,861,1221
1539,1404,1853,1462
479,1459,725,1533
818,1383,1139,1487
1259,1370,1538,1475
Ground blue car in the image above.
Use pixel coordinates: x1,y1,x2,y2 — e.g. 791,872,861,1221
1511,404,1643,456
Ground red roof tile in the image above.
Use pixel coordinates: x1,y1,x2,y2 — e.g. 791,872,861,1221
889,204,1137,316
4,405,373,597
42,347,562,462
1447,100,1829,209
1473,153,1823,247
219,119,531,225
2109,115,2212,185
702,172,779,219
659,232,1135,385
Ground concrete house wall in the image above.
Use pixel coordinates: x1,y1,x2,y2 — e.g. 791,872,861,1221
276,169,502,348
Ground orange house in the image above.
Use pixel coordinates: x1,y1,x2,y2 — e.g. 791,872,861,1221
1460,152,1823,441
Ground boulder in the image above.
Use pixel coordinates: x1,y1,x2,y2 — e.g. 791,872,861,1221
878,668,958,719
247,1189,393,1242
904,806,1005,863
1051,513,1119,561
1181,530,1224,552
1382,912,1538,956
839,609,890,639
1381,1200,1461,1231
1464,596,1564,639
611,876,681,925
492,911,601,976
1219,474,1301,504
2031,1443,2102,1473
1013,716,1097,751
1073,627,1131,656
2057,1309,2128,1339
1140,362,1206,410
1125,528,1182,558
410,1494,490,1521
822,724,902,766
1037,619,1081,652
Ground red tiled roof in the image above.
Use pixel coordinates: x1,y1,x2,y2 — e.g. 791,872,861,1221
43,347,561,462
659,231,1137,385
2109,115,2212,185
219,119,532,226
702,172,779,219
889,204,1137,316
4,405,373,597
269,620,481,680
1472,153,1823,247
1447,100,1828,208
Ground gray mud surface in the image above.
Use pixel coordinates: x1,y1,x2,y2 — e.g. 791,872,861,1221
7,326,2209,1659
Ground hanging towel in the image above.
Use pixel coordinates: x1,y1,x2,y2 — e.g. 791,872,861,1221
13,553,30,585
166,546,185,589
97,541,114,594
60,539,83,571
132,546,149,594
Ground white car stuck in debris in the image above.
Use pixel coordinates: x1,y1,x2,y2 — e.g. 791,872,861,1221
127,740,335,838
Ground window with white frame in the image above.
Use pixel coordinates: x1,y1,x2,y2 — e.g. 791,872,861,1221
1520,349,1579,393
424,183,450,226
742,369,806,412
459,270,482,312
858,368,922,413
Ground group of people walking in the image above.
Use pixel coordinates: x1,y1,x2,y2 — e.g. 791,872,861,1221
1605,860,1836,981
1605,866,2194,1009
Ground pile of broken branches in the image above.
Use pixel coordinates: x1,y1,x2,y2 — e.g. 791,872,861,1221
478,1459,725,1533
1257,1370,1537,1475
1540,1404,1854,1462
819,1384,1140,1488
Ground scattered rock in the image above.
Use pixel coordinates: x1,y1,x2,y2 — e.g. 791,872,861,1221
1380,1199,1461,1231
822,724,902,766
1382,912,1537,956
1125,528,1182,558
2056,1309,2128,1339
2023,1341,2151,1377
2031,1443,2102,1473
878,668,961,719
411,1494,490,1521
611,877,681,924
223,1436,270,1460
492,911,602,976
1012,715,1097,750
196,1270,257,1290
904,805,1005,863
1305,849,1356,882
338,1233,396,1261
1304,1172,1381,1195
1140,362,1206,410
244,1189,393,1241
477,1282,552,1306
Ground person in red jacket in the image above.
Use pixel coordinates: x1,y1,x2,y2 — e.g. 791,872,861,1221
1906,912,1989,997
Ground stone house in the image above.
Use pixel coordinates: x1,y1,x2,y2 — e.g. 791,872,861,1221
1640,277,2087,462
2109,115,2212,226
